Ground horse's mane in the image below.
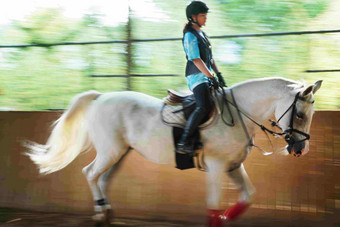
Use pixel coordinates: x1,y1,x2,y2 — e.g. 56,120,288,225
178,77,306,96
231,77,306,92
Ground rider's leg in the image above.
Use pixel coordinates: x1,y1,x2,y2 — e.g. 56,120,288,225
177,82,212,154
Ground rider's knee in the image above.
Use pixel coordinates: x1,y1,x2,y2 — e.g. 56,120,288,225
196,106,209,116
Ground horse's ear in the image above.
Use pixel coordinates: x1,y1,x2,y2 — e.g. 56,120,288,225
313,80,322,94
302,85,313,97
302,80,322,97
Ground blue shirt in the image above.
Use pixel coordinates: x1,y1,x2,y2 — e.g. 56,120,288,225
183,31,210,91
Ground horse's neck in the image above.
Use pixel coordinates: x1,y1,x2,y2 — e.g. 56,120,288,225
230,79,288,124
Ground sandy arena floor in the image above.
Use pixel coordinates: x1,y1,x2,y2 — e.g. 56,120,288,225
1,207,339,227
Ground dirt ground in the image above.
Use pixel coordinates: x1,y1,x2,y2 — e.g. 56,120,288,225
1,207,339,227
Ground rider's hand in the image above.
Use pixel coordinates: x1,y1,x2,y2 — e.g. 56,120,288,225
216,72,227,87
210,76,219,90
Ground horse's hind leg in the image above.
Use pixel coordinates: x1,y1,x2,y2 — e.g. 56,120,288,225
98,152,128,204
82,134,129,223
94,152,129,222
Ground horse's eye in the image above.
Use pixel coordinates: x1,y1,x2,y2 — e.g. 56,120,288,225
296,112,304,120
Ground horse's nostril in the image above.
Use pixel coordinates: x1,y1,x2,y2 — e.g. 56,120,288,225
293,152,301,157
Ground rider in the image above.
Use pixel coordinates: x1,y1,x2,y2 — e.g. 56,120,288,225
177,0,226,155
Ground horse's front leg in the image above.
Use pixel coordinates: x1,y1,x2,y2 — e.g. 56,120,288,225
206,160,255,227
224,163,255,221
205,157,226,227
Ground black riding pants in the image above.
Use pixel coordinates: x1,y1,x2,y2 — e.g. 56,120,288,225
193,82,212,114
180,82,212,142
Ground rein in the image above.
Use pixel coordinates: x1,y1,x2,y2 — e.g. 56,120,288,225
229,89,276,155
215,87,312,155
194,85,312,171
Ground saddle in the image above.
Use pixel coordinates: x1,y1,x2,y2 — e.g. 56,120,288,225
163,89,189,106
161,89,219,170
161,89,216,128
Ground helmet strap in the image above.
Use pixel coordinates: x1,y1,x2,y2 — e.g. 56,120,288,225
190,15,202,27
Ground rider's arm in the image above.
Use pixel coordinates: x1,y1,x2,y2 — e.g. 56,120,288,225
211,58,226,87
192,58,214,78
211,58,220,74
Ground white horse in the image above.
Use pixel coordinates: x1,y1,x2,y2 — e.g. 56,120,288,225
25,77,322,226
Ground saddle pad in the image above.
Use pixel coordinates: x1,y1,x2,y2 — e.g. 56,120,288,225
161,103,218,129
161,104,187,128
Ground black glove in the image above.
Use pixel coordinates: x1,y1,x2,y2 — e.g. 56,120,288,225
210,76,219,90
216,72,227,87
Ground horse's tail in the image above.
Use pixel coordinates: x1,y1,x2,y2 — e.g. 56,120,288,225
25,90,102,175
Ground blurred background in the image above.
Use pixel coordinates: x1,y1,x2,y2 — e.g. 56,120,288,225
0,0,339,110
0,2,339,225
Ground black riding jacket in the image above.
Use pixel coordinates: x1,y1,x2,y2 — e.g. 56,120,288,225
183,26,213,77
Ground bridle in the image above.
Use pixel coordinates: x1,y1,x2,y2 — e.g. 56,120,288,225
196,86,314,172
216,87,314,154
274,92,313,150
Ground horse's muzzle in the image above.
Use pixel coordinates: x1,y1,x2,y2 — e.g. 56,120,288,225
286,140,309,157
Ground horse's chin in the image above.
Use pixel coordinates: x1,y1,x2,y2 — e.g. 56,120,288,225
279,146,290,156
265,144,309,157
270,146,290,156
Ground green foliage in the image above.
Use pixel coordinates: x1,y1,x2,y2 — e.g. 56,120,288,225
303,0,328,18
14,9,78,45
218,0,329,31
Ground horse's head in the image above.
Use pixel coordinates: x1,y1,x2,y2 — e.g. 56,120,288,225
275,80,322,157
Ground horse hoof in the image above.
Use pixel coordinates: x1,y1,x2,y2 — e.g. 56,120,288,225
92,213,105,222
104,209,114,224
207,209,224,227
92,209,113,226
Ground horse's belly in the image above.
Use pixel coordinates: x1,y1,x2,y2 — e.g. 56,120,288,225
132,134,176,167
125,112,176,166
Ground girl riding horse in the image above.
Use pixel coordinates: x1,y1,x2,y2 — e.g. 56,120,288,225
178,0,226,155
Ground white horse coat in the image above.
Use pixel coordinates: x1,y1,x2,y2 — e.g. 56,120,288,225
26,77,322,224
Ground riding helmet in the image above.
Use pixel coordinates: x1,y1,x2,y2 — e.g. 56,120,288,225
186,1,209,21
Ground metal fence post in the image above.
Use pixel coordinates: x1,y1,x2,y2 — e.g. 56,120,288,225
126,6,132,91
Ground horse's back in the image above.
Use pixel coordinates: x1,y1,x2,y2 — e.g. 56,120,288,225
89,91,162,117
86,91,175,165
96,91,162,107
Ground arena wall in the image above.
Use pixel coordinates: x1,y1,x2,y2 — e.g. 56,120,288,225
0,111,339,221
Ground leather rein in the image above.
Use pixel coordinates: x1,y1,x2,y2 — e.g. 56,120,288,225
215,87,312,154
